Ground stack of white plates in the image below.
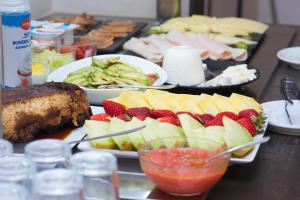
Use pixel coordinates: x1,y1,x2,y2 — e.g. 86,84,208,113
262,100,300,135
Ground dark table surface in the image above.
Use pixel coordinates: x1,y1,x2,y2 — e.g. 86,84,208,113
117,25,300,200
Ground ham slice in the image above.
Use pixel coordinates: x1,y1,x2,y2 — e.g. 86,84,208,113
188,33,248,61
122,31,248,62
166,31,209,59
123,38,163,63
140,35,175,55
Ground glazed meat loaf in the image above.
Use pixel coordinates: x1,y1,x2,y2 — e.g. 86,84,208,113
1,82,92,142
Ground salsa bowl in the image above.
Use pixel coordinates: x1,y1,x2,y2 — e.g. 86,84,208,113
138,137,230,196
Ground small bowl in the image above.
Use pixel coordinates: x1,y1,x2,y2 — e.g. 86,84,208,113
277,47,300,70
138,137,230,196
58,37,97,61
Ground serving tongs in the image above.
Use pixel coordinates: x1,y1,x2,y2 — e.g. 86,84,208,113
282,78,300,100
68,125,146,145
281,78,295,124
97,84,177,90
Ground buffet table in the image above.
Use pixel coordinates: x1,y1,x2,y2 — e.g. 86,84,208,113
116,25,300,200
13,14,300,199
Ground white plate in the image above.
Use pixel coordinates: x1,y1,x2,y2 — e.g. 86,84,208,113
47,54,168,105
262,100,300,135
277,47,300,70
73,106,270,164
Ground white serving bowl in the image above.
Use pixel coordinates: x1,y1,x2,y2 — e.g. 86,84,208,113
277,47,300,70
47,54,168,105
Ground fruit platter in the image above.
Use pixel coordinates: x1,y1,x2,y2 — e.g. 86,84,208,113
76,89,269,163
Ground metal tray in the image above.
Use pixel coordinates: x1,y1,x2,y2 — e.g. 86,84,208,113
96,21,147,54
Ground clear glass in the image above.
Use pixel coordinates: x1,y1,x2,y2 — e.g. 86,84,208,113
24,139,71,171
0,139,13,157
31,54,50,84
31,42,74,73
0,156,36,189
56,36,97,61
138,137,230,196
70,151,119,200
32,169,83,200
0,183,29,200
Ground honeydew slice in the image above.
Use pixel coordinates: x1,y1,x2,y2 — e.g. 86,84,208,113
84,120,115,149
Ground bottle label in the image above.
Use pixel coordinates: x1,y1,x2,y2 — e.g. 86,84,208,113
2,11,31,87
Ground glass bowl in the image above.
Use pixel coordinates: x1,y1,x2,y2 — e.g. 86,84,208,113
138,137,230,196
58,37,97,61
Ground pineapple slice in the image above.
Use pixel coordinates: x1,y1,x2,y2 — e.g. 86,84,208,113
197,94,220,115
143,89,169,109
119,91,152,109
177,94,204,114
212,94,238,114
229,93,263,113
162,93,183,112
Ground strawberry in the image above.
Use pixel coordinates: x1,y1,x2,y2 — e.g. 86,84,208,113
239,109,259,119
136,115,146,121
176,111,195,118
90,113,111,122
152,109,176,119
126,107,152,119
102,100,126,116
204,118,223,127
236,117,256,135
215,112,239,121
194,114,214,125
158,117,181,126
117,114,132,121
239,109,266,134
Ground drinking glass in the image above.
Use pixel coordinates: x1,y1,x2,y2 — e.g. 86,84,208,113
70,151,119,200
0,183,29,200
0,139,13,157
32,168,83,200
0,157,36,188
25,139,71,171
31,54,50,84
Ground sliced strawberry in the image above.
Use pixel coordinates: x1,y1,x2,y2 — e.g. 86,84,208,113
176,111,195,118
102,100,126,117
215,112,239,121
136,115,146,121
152,109,176,119
194,114,214,125
158,117,181,126
236,117,256,135
239,109,266,134
117,114,132,121
126,107,152,118
239,109,259,119
204,118,223,127
90,113,111,122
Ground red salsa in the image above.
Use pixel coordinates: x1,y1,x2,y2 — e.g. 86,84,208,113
140,148,228,196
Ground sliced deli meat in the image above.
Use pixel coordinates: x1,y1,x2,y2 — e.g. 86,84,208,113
122,30,248,62
188,33,248,61
123,38,163,63
141,35,176,55
166,30,209,59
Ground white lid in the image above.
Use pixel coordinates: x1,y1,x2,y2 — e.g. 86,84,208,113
0,0,29,12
